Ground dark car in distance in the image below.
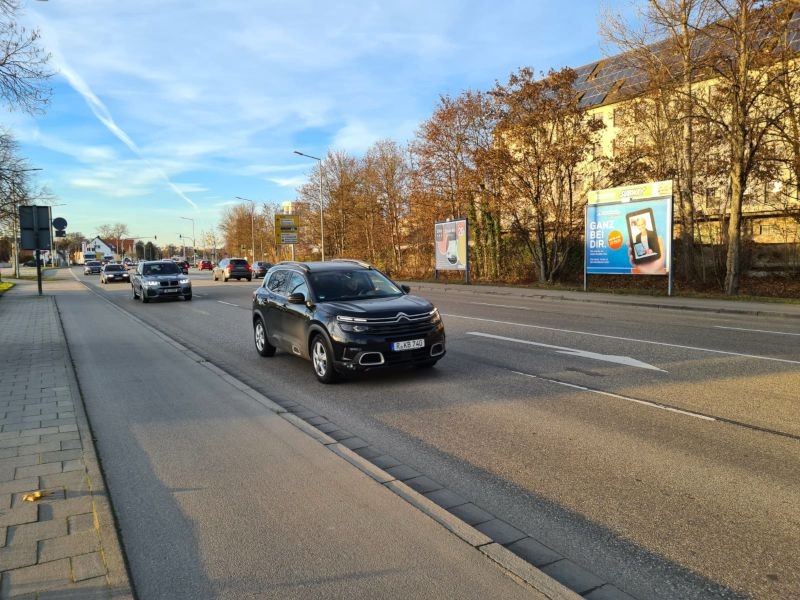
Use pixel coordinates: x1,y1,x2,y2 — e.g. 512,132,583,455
173,259,190,274
213,258,252,282
100,263,130,284
131,260,192,303
252,261,273,278
83,261,102,275
251,260,445,383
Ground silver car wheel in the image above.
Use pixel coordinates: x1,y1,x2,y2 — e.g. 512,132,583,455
312,340,328,377
255,321,265,352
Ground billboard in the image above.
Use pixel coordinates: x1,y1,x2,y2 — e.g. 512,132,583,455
275,214,299,245
586,181,673,275
434,219,468,271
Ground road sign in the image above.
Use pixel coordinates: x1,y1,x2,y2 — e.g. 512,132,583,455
19,206,52,250
52,217,68,230
275,214,299,245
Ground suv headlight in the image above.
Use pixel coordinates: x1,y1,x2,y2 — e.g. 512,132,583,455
337,315,369,333
179,278,190,284
430,308,441,322
146,280,160,287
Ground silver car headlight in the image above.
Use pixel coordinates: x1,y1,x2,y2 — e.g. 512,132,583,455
179,278,189,285
146,280,160,287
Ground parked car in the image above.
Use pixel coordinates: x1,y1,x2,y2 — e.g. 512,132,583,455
198,260,213,271
252,261,273,278
251,260,445,383
213,258,252,282
100,263,130,284
83,261,102,275
130,260,192,303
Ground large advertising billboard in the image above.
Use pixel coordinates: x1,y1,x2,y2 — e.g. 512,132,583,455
586,181,673,275
434,218,468,271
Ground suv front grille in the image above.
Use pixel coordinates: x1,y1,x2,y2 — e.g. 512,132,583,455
356,312,436,337
160,280,179,287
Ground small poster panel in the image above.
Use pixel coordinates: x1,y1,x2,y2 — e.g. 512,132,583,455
586,181,673,275
275,214,299,245
434,219,468,271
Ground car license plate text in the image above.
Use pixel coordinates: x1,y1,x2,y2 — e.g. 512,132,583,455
392,339,425,351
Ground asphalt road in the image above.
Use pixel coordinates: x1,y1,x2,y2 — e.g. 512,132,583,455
76,267,800,600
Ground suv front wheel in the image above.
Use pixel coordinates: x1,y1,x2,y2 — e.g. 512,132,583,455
311,334,338,384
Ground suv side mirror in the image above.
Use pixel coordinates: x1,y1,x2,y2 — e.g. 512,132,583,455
401,284,411,294
287,292,306,304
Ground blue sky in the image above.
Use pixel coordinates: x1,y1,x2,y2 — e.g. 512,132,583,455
8,1,627,246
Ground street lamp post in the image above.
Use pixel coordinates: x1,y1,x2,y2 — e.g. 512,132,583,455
293,150,325,261
235,197,256,263
179,216,195,264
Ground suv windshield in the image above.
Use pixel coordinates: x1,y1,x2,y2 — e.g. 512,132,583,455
309,269,402,302
105,265,124,272
143,263,180,275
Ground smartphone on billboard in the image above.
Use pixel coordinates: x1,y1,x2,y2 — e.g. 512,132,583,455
626,207,661,264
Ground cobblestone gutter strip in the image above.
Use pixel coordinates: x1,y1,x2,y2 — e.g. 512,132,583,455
0,296,134,599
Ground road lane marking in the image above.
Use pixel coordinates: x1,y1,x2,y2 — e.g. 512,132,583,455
511,370,717,421
714,326,800,337
470,302,529,310
510,370,714,421
217,301,240,307
468,332,666,372
510,369,800,440
444,313,800,365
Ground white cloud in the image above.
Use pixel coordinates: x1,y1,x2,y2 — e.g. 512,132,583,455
268,176,310,189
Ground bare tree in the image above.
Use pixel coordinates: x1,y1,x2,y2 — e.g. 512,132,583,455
602,0,720,280
696,0,791,294
0,0,52,113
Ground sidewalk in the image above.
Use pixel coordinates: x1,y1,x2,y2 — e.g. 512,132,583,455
403,280,800,320
0,280,132,599
1,272,569,599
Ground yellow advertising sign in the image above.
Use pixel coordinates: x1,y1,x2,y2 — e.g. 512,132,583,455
275,214,299,245
588,180,673,205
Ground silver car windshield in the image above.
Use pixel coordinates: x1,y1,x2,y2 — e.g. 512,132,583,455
143,263,180,276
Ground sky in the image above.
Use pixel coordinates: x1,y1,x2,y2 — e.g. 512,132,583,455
8,0,629,247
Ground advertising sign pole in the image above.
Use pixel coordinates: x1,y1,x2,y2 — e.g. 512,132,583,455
668,192,674,297
583,205,588,292
465,219,470,285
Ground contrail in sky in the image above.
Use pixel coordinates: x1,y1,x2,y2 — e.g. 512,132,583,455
56,62,198,210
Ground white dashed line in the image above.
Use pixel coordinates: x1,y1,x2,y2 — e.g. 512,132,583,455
714,325,800,337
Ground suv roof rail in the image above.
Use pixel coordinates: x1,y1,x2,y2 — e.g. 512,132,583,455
331,258,372,269
276,261,311,272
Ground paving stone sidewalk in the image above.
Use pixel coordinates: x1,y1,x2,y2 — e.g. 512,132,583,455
0,289,132,599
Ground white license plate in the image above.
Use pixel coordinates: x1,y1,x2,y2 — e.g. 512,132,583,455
164,288,178,293
392,339,425,351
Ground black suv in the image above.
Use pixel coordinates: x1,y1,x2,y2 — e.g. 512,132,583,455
213,258,252,282
252,260,445,383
